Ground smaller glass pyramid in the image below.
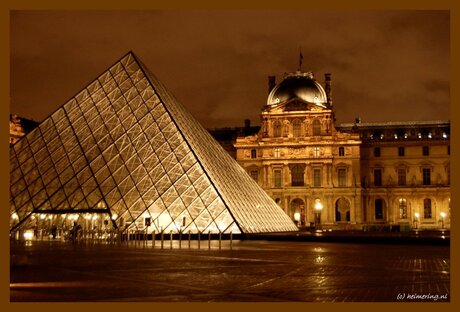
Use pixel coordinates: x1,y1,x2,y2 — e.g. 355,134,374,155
10,52,298,234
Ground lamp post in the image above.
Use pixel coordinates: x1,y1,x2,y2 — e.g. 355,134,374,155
314,200,323,231
414,212,420,230
440,212,446,229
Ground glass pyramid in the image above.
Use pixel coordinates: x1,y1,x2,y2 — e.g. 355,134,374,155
9,52,298,234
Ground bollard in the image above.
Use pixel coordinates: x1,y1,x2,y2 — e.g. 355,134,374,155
152,230,155,248
170,230,173,249
179,231,182,249
160,231,164,249
219,232,222,250
198,231,201,249
230,232,232,250
188,231,191,249
208,231,211,249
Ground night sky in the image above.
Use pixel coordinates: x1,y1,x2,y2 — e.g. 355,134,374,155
10,10,450,128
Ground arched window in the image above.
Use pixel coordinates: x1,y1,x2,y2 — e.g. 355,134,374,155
375,199,383,220
399,198,407,219
312,119,321,136
292,119,302,137
273,120,282,137
424,198,432,218
335,197,350,222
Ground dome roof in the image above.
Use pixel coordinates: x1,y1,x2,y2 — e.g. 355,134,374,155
267,71,327,106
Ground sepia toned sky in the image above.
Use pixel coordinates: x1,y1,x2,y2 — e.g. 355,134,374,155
10,10,450,128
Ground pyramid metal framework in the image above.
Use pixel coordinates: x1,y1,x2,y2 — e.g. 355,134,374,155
10,52,298,234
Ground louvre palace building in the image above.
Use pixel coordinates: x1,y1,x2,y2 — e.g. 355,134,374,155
233,70,450,231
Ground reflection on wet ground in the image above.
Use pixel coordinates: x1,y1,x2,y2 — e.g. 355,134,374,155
10,239,450,302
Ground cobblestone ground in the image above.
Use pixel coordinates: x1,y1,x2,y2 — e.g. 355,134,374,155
10,239,450,302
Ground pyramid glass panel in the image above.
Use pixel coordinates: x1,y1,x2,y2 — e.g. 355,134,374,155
10,52,297,234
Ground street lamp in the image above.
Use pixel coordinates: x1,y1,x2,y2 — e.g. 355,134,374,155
414,212,420,230
440,212,446,229
314,199,323,230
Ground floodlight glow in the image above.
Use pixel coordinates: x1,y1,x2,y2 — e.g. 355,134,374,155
314,200,323,211
294,212,301,221
23,230,34,240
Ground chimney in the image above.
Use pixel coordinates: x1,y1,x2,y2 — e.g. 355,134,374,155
268,76,276,94
325,73,332,107
244,119,251,128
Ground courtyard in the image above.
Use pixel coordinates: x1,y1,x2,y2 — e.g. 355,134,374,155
10,239,450,302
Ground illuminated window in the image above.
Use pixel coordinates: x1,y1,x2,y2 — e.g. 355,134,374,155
374,169,382,186
338,168,346,187
422,168,431,185
292,119,301,137
374,147,381,157
314,147,320,157
273,120,282,137
274,169,282,188
251,149,257,159
274,148,281,158
397,168,406,186
424,198,432,218
313,169,321,187
399,198,407,219
312,119,321,136
338,147,345,156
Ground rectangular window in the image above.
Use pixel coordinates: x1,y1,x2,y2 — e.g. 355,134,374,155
314,147,320,157
374,147,381,157
374,169,382,186
274,170,282,188
313,169,321,187
291,164,305,186
338,168,346,187
375,199,383,220
338,147,345,156
422,146,429,156
424,198,432,218
422,168,431,185
251,149,257,159
274,148,280,158
398,147,405,156
397,168,406,186
250,169,258,182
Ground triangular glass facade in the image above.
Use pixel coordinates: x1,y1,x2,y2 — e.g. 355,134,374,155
10,52,298,234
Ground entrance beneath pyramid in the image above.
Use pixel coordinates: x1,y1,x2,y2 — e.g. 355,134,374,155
11,212,114,241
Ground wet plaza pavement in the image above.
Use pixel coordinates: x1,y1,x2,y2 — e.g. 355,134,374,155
10,239,450,302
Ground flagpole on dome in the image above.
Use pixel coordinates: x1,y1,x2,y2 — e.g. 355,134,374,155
298,46,303,72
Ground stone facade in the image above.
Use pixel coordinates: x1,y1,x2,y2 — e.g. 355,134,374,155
9,114,39,146
234,71,450,230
